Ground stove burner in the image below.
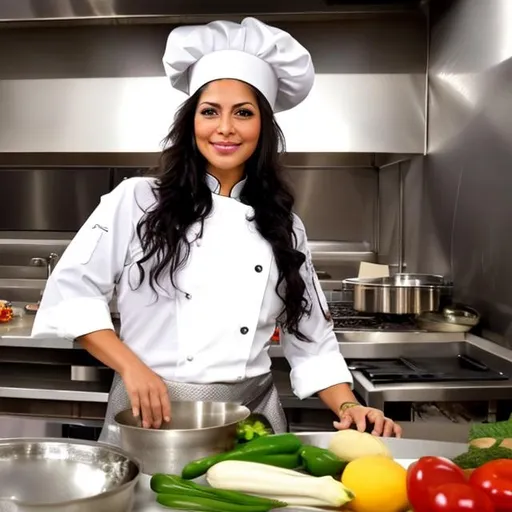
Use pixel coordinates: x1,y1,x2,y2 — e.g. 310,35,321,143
347,355,508,384
328,302,418,332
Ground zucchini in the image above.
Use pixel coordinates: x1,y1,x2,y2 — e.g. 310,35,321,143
206,460,354,508
181,433,302,479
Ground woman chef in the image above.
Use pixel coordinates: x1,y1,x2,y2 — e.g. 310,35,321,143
32,17,401,444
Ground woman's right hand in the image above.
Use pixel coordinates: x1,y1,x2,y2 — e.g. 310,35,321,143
121,362,172,429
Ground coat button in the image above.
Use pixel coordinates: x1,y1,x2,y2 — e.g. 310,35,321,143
187,355,194,362
240,327,249,335
254,265,263,273
185,293,192,300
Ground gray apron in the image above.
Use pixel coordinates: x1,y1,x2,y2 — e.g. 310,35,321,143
98,372,287,447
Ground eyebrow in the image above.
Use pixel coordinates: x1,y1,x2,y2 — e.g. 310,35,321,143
199,101,255,109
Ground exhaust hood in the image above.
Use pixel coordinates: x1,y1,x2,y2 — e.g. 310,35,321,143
0,4,426,156
1,0,423,25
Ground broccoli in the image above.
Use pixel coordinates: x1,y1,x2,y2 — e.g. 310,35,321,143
236,418,271,443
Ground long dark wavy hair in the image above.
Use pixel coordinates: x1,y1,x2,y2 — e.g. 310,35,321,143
136,84,311,340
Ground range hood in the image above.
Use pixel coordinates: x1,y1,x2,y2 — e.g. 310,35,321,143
1,0,422,25
0,2,426,156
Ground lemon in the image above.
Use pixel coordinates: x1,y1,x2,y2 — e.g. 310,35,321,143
341,455,409,512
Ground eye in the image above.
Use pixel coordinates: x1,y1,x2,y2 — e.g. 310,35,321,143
236,109,254,118
200,108,217,117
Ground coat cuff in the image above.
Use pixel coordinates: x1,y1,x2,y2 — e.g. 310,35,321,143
290,353,354,400
56,298,114,340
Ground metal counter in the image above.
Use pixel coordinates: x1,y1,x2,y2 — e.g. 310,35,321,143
131,431,468,511
0,310,463,348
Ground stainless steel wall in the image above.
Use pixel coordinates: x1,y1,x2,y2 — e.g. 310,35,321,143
0,17,426,153
405,0,512,347
0,162,378,289
0,168,111,231
0,164,377,240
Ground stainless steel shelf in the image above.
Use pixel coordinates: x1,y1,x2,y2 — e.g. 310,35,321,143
0,375,109,402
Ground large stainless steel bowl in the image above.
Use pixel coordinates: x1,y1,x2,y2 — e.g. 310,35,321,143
0,438,140,512
115,401,250,475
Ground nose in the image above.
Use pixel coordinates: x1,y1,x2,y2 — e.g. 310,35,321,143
216,112,235,136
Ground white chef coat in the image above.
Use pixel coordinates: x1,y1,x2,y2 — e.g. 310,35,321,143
31,176,353,400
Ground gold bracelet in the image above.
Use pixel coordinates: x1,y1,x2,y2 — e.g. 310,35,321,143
339,401,360,414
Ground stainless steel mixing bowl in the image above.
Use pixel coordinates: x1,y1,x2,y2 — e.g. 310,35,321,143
0,438,140,512
115,401,250,475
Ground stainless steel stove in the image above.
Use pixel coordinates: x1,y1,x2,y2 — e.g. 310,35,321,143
326,302,508,384
346,354,508,384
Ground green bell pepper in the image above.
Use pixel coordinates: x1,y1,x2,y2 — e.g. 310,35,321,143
299,445,347,477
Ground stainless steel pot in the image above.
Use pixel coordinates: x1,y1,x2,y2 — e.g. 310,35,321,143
343,273,453,314
115,401,250,475
0,438,140,512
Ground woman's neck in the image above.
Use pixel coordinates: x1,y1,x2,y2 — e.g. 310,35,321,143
208,165,245,197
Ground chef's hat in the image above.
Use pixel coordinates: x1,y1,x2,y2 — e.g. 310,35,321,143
162,17,315,113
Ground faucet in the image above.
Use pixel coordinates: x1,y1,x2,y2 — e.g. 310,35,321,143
30,253,60,279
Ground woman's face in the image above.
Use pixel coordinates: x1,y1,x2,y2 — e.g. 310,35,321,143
194,79,261,175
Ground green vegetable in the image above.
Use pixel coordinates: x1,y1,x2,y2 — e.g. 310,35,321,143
469,414,512,441
181,433,302,479
240,452,301,469
181,454,223,480
237,433,302,454
299,445,347,477
236,418,271,443
156,494,275,512
451,445,512,469
151,474,286,508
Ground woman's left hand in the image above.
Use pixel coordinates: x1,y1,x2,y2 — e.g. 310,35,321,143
334,405,402,438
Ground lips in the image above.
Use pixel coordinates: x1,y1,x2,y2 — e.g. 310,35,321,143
210,142,241,155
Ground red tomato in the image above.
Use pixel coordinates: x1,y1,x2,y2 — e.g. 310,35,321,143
407,456,467,512
469,459,512,512
429,483,495,511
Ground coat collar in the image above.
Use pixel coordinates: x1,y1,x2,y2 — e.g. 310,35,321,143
205,173,246,200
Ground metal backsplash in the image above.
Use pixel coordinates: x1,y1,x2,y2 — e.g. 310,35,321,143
0,17,426,154
0,164,378,285
405,0,512,347
0,168,111,232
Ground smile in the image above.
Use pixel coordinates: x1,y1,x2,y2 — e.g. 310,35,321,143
210,142,241,155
